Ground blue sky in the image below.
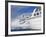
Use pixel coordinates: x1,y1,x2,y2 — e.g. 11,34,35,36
11,5,40,19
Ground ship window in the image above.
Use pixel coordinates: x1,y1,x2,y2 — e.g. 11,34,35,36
40,12,41,14
34,14,36,16
37,13,39,15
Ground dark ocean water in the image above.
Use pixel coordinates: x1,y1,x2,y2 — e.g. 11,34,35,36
11,29,41,32
11,29,31,31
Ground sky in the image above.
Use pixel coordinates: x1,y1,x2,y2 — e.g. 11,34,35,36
11,5,41,19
